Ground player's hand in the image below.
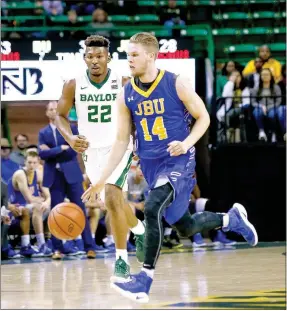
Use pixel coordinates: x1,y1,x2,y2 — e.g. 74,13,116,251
40,201,50,212
68,135,90,153
81,182,105,203
9,205,22,217
167,141,188,157
1,215,11,225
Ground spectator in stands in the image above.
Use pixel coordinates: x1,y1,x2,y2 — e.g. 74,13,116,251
277,64,286,105
10,134,29,166
277,64,286,141
88,8,114,38
160,0,186,29
243,45,282,83
67,1,95,15
43,0,64,16
1,138,20,184
38,101,96,259
24,0,46,39
216,60,243,98
64,10,86,39
217,71,250,143
251,68,282,142
246,57,264,89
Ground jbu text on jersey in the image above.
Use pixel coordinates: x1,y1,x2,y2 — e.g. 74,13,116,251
135,98,165,116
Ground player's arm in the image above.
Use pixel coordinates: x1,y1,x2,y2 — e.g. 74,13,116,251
37,170,51,210
13,171,41,204
82,89,132,202
55,79,89,153
168,76,210,156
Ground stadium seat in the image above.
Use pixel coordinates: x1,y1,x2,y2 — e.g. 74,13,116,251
5,1,37,9
268,42,286,52
108,15,131,23
77,16,91,23
159,0,186,6
1,16,45,22
224,44,257,53
137,0,156,6
134,14,159,22
152,29,171,37
213,12,252,21
181,28,208,36
50,15,69,23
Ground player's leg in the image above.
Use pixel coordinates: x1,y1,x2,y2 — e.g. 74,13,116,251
173,203,258,246
31,203,52,256
105,183,130,281
19,206,41,257
111,182,173,302
67,181,96,258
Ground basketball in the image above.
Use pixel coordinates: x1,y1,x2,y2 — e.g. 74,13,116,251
48,202,86,240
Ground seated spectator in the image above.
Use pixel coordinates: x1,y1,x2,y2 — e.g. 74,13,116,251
216,60,243,98
43,0,63,16
64,10,86,39
251,68,283,142
277,64,286,140
160,0,186,29
217,71,250,143
243,45,282,83
277,64,286,105
67,1,95,15
1,138,20,184
10,134,29,166
246,57,264,89
88,8,114,38
23,0,46,39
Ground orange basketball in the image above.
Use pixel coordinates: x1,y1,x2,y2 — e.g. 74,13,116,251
48,202,86,240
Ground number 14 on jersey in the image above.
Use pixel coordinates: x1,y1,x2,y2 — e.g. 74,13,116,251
140,117,168,141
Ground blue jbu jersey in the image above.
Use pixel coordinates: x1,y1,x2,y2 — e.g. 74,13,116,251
8,170,39,205
125,70,191,159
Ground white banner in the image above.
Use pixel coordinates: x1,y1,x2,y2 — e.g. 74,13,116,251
1,59,195,101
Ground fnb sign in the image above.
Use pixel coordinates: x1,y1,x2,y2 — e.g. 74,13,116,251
1,67,43,96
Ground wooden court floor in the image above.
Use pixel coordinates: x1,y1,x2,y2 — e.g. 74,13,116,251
1,242,286,310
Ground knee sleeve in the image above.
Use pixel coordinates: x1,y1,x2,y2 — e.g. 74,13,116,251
173,210,223,238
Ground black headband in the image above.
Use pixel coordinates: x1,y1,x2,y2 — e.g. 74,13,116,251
88,41,110,49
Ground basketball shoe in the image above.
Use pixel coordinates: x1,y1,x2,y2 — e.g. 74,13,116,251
111,271,152,303
223,203,258,246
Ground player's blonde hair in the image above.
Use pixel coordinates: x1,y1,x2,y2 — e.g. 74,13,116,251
129,32,159,55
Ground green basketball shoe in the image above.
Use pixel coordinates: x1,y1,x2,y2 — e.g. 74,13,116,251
110,257,131,283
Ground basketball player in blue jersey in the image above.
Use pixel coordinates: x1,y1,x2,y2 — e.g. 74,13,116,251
8,151,52,257
82,32,258,303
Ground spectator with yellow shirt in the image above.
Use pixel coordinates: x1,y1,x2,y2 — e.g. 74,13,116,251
243,45,282,82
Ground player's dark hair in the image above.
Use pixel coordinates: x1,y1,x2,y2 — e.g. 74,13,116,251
85,35,110,50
